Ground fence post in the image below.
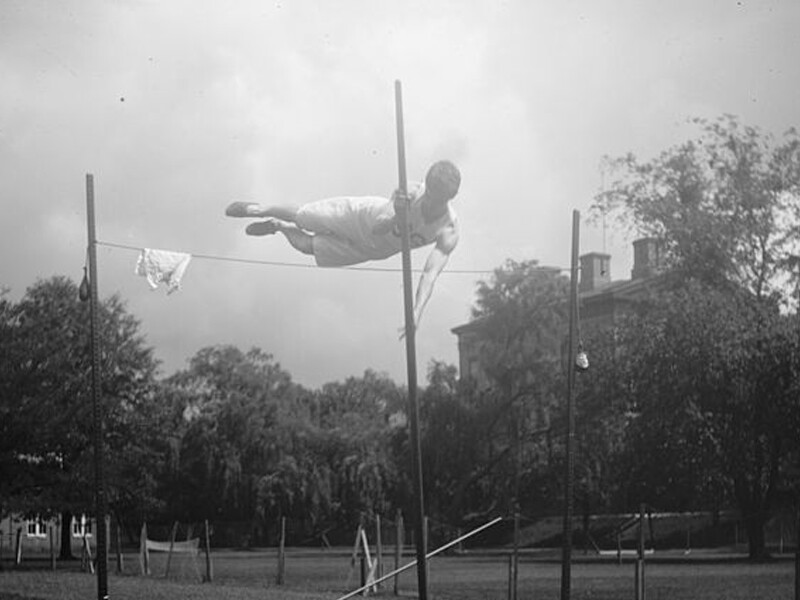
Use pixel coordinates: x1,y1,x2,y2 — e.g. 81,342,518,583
14,527,22,565
82,534,95,574
204,520,213,583
781,522,785,555
794,504,799,600
360,553,367,596
376,514,384,587
276,516,286,585
635,504,645,600
105,515,111,572
115,520,124,573
165,521,178,578
140,522,150,576
423,516,430,584
507,553,514,600
512,511,520,600
394,511,403,596
49,523,56,571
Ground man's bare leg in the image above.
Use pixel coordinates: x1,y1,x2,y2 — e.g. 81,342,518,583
226,202,300,222
245,219,314,256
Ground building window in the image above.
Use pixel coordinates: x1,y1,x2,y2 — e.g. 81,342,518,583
72,515,92,538
467,358,480,380
26,517,47,538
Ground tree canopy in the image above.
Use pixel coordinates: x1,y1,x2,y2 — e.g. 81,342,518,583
595,115,800,300
0,276,160,556
589,115,800,557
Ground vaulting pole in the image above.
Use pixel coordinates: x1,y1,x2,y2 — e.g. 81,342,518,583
394,79,428,600
560,209,580,600
85,174,109,599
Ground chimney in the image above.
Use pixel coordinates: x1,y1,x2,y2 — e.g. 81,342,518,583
579,252,611,292
631,237,662,280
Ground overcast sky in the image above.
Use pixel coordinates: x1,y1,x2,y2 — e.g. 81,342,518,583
2,0,799,388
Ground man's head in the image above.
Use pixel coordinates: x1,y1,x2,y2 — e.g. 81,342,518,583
425,160,461,201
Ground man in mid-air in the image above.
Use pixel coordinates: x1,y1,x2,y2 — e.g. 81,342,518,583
226,160,461,331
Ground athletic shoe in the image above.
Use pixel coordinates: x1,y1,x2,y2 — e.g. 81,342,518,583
246,219,281,236
226,202,261,217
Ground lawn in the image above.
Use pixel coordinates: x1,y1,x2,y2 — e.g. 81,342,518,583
0,548,796,600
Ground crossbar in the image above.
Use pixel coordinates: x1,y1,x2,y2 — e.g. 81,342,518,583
336,516,503,600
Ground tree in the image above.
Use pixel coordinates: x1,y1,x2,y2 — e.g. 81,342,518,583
0,276,160,558
596,115,800,301
159,346,302,544
425,261,571,526
592,115,800,557
471,260,569,390
303,370,404,534
613,282,800,558
571,325,634,521
159,346,409,546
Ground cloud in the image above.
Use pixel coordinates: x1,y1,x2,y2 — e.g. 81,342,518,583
2,0,799,386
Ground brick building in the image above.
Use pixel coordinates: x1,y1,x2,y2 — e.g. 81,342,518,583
0,513,95,558
451,238,664,386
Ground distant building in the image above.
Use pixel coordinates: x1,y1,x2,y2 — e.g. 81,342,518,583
451,238,664,386
0,513,95,557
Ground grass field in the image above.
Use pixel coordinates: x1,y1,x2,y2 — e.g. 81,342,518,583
0,548,796,600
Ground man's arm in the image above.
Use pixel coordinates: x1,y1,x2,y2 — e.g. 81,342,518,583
412,221,458,329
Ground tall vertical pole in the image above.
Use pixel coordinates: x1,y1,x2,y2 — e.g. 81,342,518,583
560,210,580,600
635,503,646,600
792,257,800,600
795,503,799,600
394,79,428,600
85,174,109,600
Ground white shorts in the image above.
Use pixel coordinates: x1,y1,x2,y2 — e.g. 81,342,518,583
296,196,398,267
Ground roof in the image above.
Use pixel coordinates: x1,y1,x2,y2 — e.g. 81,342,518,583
452,273,667,336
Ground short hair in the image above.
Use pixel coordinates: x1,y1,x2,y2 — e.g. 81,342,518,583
425,160,461,200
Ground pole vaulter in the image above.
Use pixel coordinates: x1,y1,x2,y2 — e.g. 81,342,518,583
224,84,462,599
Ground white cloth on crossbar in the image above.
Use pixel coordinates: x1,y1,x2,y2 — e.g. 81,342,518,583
135,248,192,294
146,538,199,554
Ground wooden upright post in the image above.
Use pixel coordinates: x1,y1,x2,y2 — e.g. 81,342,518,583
85,174,109,600
83,534,95,574
203,520,213,583
795,503,799,600
140,522,150,576
635,504,646,600
510,511,520,600
115,520,123,574
15,528,22,565
394,510,404,596
560,210,580,600
394,79,428,600
49,523,56,571
165,521,178,578
376,514,383,586
276,516,286,585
